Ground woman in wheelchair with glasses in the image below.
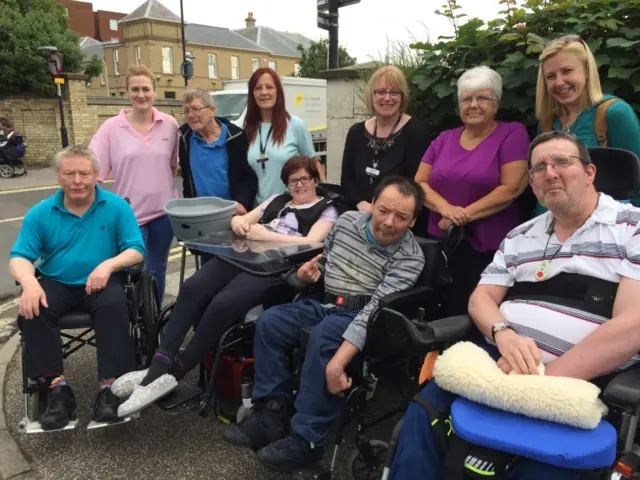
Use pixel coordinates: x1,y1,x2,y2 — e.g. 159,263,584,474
112,155,340,416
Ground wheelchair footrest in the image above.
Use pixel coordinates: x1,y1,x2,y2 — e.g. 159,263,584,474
86,413,140,430
292,464,332,480
155,381,202,411
18,418,79,434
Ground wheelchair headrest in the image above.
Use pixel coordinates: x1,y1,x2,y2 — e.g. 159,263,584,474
589,147,640,200
317,183,352,215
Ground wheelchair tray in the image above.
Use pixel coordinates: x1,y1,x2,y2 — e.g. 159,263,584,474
183,231,323,277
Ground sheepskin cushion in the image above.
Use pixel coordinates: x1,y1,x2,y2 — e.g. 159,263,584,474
434,342,608,429
451,398,617,469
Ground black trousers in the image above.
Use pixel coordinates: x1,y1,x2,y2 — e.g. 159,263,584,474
447,240,496,317
160,257,281,375
19,276,135,380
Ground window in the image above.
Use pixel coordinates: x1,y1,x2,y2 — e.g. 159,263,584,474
113,49,119,75
208,54,217,78
268,61,277,72
162,47,173,74
109,19,118,31
231,56,240,79
134,46,141,65
100,73,105,86
164,91,176,99
252,58,260,72
294,63,301,76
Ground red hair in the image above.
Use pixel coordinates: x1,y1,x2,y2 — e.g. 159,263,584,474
244,68,290,146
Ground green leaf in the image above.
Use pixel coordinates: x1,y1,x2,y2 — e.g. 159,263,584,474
608,67,639,79
500,33,521,41
527,33,546,45
607,37,640,48
597,19,621,31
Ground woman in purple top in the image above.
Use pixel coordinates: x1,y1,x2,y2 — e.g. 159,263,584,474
415,66,530,316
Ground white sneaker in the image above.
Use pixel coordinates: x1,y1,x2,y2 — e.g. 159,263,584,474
111,369,149,398
117,374,178,418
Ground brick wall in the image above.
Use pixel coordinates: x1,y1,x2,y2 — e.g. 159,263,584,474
55,0,95,39
95,11,126,42
0,74,182,165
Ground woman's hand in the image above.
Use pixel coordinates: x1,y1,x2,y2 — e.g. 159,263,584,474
246,224,273,241
231,216,251,237
438,218,453,231
438,203,468,226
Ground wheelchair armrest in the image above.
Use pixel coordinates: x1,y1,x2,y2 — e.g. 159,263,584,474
603,368,640,410
283,264,325,291
124,262,143,275
378,285,434,310
426,315,473,344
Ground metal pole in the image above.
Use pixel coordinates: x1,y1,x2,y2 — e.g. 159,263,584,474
180,0,187,87
57,84,69,148
328,0,339,69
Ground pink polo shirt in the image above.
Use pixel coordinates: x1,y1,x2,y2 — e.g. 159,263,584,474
89,108,180,225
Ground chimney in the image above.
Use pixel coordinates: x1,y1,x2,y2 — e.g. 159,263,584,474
244,12,256,28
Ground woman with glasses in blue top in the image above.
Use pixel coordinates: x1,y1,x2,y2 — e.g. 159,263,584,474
533,34,640,216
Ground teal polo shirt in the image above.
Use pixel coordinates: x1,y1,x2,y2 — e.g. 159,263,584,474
10,185,145,286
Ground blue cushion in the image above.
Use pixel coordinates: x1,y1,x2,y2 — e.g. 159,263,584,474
451,398,617,470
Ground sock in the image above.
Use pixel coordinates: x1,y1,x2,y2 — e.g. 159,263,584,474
99,379,114,391
169,357,184,381
140,351,172,387
49,376,67,389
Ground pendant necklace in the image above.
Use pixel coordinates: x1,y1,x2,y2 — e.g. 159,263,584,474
535,219,560,282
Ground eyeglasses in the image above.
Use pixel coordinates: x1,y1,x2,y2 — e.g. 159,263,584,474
183,105,210,116
61,171,93,180
544,34,584,49
374,89,402,98
287,175,313,187
460,95,496,106
529,155,582,178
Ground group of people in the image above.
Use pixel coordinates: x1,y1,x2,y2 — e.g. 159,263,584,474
7,32,640,478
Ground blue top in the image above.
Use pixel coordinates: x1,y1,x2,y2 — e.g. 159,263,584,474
247,115,316,204
10,185,145,286
533,94,640,216
189,122,230,199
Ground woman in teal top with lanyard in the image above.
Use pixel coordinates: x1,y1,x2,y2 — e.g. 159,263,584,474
244,68,322,205
533,34,640,216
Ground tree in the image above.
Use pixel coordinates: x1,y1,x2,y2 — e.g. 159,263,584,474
0,0,101,95
407,0,640,139
296,39,357,78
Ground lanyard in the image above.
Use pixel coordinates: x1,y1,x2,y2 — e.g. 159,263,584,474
372,114,402,168
259,123,273,156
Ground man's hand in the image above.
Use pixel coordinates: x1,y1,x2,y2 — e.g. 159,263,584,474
86,261,113,295
19,281,48,320
235,203,247,216
246,224,273,241
496,356,513,374
495,328,541,375
438,203,468,226
231,216,251,236
325,360,352,395
297,253,323,284
356,201,372,213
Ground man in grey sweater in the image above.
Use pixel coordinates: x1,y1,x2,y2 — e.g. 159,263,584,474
223,175,426,473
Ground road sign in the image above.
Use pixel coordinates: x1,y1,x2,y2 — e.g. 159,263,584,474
180,60,193,79
318,0,360,9
47,51,62,76
317,11,338,30
53,77,65,85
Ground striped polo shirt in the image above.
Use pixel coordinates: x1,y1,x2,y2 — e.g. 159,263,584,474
321,211,425,351
480,192,640,370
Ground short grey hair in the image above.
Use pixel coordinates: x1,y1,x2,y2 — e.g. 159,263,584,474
457,66,503,104
53,145,100,172
182,87,213,107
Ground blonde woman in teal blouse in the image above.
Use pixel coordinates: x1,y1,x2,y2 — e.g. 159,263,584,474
534,34,640,216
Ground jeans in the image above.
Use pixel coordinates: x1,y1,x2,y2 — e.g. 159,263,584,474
19,276,135,380
140,215,174,302
252,299,359,445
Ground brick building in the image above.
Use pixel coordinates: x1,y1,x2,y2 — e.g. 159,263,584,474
55,0,126,41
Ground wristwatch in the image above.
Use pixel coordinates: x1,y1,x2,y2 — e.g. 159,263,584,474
491,321,513,341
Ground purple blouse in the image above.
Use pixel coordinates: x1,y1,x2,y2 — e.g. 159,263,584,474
422,121,530,252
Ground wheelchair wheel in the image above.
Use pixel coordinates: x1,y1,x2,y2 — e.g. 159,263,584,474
0,164,14,178
348,439,388,480
137,271,161,366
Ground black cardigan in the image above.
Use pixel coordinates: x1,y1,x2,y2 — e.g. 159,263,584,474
340,117,432,205
178,118,257,210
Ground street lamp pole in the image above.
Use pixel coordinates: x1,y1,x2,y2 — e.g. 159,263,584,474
38,46,68,148
180,0,187,87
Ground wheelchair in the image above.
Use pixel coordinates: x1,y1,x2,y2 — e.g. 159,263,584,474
0,134,27,178
378,146,640,480
17,265,161,433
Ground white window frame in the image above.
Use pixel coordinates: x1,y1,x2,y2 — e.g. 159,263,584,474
113,49,119,75
134,46,141,65
252,58,260,72
109,19,118,31
231,56,240,79
208,54,218,78
268,61,277,72
162,47,173,74
294,63,301,76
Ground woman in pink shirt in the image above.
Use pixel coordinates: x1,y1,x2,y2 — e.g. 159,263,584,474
90,65,179,302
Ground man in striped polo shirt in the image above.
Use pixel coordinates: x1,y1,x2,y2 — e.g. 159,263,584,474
391,130,640,479
223,175,426,472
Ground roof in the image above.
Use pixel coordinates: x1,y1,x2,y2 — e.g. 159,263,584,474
79,37,105,62
185,24,270,53
119,0,181,24
235,26,312,58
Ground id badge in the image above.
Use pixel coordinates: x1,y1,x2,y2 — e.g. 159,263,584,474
366,167,380,177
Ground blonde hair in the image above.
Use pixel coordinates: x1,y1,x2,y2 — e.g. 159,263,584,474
535,36,603,123
125,64,156,90
364,65,410,115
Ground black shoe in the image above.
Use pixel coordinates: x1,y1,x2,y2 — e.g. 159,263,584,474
40,385,77,431
258,435,325,473
92,388,121,423
222,398,289,450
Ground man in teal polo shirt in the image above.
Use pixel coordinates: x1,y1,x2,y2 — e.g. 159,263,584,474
9,144,145,430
